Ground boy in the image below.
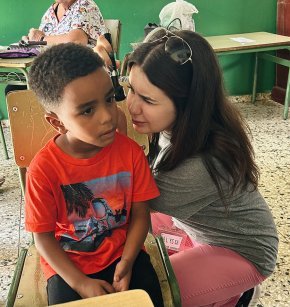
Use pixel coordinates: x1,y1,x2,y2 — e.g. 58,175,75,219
25,43,163,306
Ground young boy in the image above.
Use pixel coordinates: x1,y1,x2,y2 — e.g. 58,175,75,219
25,43,163,306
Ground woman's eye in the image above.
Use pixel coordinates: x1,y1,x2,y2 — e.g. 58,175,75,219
127,85,134,94
144,99,154,105
107,95,116,103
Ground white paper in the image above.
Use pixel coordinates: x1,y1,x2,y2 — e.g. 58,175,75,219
230,37,255,43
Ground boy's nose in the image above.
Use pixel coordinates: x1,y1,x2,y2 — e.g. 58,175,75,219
98,105,113,124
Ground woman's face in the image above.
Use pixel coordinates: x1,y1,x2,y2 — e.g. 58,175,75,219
127,65,176,134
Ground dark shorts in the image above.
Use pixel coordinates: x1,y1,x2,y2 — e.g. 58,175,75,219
47,250,163,306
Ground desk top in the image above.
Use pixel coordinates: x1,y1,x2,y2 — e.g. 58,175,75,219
205,32,290,53
0,57,35,68
51,290,154,307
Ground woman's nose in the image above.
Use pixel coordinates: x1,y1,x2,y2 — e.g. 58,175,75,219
127,94,141,115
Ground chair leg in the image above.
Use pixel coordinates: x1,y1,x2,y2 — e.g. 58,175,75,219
0,120,9,159
155,236,181,307
5,248,28,307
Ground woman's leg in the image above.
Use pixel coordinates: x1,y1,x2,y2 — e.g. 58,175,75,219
151,213,266,306
170,245,265,307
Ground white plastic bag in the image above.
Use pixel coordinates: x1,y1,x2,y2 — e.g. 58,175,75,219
159,0,198,31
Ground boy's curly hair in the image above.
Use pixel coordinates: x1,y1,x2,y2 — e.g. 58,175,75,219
28,43,104,108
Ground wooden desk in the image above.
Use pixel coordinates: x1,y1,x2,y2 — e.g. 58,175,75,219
0,57,35,159
205,32,290,119
0,57,35,86
50,290,154,307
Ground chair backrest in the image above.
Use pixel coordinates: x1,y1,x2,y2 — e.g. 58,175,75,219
6,89,148,169
7,90,56,168
104,19,121,57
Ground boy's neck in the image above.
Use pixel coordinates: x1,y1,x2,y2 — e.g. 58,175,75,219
55,134,103,159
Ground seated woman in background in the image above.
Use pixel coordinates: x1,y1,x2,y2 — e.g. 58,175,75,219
24,0,106,47
6,0,107,95
125,28,278,306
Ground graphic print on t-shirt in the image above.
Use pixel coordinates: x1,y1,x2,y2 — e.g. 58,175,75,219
59,172,131,252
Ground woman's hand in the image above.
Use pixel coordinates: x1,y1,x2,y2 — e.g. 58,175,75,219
113,259,133,292
77,276,115,298
27,28,45,41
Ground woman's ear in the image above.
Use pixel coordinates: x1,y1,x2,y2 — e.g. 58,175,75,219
45,111,67,134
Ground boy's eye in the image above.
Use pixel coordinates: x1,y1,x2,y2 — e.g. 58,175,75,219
81,107,93,115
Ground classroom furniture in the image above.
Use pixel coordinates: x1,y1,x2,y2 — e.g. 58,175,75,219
104,19,121,58
0,57,34,159
272,0,290,103
50,289,154,307
5,89,181,307
205,32,290,119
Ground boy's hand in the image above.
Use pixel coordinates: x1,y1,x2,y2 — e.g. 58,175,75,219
113,259,133,292
77,276,115,298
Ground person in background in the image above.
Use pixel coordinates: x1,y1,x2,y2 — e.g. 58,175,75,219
126,28,278,307
24,0,106,47
5,0,108,95
25,43,163,306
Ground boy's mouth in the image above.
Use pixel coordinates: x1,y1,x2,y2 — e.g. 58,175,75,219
101,128,115,137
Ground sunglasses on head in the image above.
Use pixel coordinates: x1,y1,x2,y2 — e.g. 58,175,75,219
146,28,192,65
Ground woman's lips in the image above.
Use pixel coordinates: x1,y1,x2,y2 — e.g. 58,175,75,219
132,119,147,125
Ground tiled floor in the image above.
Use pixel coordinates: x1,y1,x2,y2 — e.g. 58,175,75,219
0,95,289,306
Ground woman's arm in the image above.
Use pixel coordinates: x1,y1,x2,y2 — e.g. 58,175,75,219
113,202,150,291
34,232,115,297
26,28,88,45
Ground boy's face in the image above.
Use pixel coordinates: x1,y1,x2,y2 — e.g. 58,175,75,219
49,68,118,155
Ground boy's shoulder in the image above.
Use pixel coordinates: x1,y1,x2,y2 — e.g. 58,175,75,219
113,132,144,154
29,136,58,171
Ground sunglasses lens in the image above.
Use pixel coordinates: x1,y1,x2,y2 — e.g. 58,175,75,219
165,36,191,64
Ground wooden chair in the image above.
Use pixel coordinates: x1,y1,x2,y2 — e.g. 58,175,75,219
5,90,181,307
104,19,121,58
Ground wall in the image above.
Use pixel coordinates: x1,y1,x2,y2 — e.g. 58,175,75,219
0,0,277,119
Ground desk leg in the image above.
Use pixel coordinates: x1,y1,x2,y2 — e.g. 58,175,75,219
283,69,290,120
252,53,258,105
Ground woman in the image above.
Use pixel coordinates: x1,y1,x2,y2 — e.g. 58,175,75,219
125,28,278,306
6,0,109,94
24,0,106,47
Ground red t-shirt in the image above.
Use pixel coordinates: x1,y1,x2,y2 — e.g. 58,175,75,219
25,133,159,280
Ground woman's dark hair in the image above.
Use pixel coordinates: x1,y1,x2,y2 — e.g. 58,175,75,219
128,30,259,201
29,42,104,109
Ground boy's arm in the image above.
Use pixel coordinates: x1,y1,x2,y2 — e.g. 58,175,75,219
34,232,115,297
113,202,150,291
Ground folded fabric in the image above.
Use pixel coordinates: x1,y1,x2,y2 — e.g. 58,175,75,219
0,48,40,59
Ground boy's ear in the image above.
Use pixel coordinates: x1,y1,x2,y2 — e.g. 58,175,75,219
45,111,67,134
